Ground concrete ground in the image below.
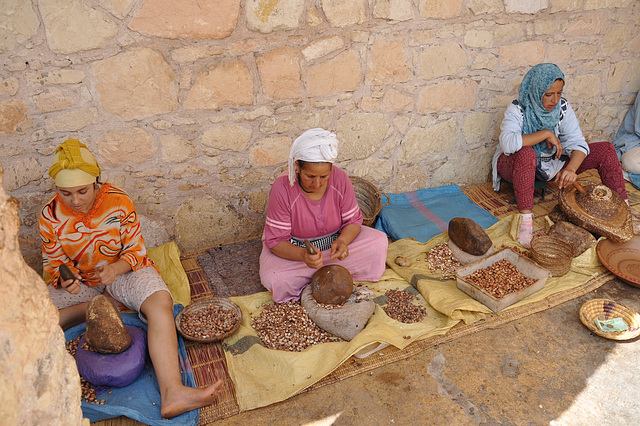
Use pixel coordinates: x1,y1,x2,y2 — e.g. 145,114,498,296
95,277,640,426
211,277,640,426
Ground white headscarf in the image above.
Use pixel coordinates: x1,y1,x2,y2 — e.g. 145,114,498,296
288,128,339,186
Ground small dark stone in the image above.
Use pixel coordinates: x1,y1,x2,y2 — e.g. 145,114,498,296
310,265,354,305
448,217,492,256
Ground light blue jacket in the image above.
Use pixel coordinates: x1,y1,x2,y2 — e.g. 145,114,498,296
613,92,640,159
492,98,589,191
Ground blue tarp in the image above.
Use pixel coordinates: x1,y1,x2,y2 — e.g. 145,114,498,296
64,305,199,426
628,173,640,190
374,184,498,243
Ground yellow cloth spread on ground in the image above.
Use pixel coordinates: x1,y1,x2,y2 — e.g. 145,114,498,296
224,214,605,412
148,241,191,307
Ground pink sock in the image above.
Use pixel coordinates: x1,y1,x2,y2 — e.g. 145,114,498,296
518,213,533,249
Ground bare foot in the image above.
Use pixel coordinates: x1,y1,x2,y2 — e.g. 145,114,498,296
160,379,223,419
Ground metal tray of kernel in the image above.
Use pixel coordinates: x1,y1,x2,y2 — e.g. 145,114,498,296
455,249,551,313
175,297,242,343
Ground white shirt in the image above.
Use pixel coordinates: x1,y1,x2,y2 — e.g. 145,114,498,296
492,98,590,191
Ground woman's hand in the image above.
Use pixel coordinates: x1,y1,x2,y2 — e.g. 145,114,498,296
522,129,563,158
96,263,117,286
544,130,563,158
303,245,324,269
96,259,132,286
555,151,586,189
554,169,577,189
330,239,350,261
60,274,82,295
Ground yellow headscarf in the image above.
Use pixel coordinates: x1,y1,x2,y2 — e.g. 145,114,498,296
48,139,102,187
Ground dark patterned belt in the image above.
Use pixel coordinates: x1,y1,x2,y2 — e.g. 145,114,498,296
290,232,340,252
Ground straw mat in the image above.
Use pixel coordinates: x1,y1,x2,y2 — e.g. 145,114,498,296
95,170,638,425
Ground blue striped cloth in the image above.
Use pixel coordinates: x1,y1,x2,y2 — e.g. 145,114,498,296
374,184,498,243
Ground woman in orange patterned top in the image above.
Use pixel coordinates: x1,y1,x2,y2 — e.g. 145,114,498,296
39,138,221,418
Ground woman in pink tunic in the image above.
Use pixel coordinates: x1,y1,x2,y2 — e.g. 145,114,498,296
260,128,389,303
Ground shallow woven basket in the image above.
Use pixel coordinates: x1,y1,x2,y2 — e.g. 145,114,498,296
175,297,242,343
349,176,389,227
530,235,576,277
579,298,640,340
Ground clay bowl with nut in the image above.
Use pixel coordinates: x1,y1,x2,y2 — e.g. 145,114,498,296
175,297,242,343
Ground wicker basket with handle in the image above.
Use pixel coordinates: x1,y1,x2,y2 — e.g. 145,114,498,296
349,176,390,227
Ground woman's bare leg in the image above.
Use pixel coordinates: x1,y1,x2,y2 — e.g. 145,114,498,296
140,291,222,418
58,302,89,330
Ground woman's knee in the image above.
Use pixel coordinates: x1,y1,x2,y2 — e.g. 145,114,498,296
141,289,173,313
622,147,640,174
513,146,537,167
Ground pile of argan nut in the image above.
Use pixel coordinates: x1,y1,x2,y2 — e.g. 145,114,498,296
463,259,536,299
426,243,461,279
65,336,104,404
382,289,427,324
499,244,532,258
179,304,239,339
251,302,341,351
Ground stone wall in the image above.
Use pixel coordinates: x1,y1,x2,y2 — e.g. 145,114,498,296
1,0,639,272
0,163,85,424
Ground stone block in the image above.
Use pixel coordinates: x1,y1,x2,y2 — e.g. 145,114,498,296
464,30,493,48
366,39,411,85
129,0,240,39
302,36,344,61
571,74,600,99
418,79,477,113
337,112,389,161
174,196,257,250
245,0,305,33
249,136,290,167
0,0,39,52
44,107,97,133
419,0,463,19
307,50,362,97
322,0,366,27
398,119,459,164
39,0,117,54
185,60,254,110
418,42,467,79
160,134,197,164
93,48,178,120
467,0,503,15
504,0,548,14
25,69,84,86
373,0,415,21
564,13,604,36
257,47,302,100
499,41,545,67
0,99,32,134
98,128,155,167
201,125,252,151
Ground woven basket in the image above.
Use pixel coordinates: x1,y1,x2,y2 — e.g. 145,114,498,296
530,235,576,277
349,176,389,227
579,299,640,340
175,297,242,343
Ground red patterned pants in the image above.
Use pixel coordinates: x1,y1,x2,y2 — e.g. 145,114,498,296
497,142,627,211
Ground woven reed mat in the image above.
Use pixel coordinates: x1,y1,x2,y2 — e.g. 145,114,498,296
96,170,637,425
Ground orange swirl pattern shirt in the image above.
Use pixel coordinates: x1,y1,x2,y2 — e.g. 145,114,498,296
39,183,157,288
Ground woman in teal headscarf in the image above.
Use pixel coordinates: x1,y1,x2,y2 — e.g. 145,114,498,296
491,63,627,247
